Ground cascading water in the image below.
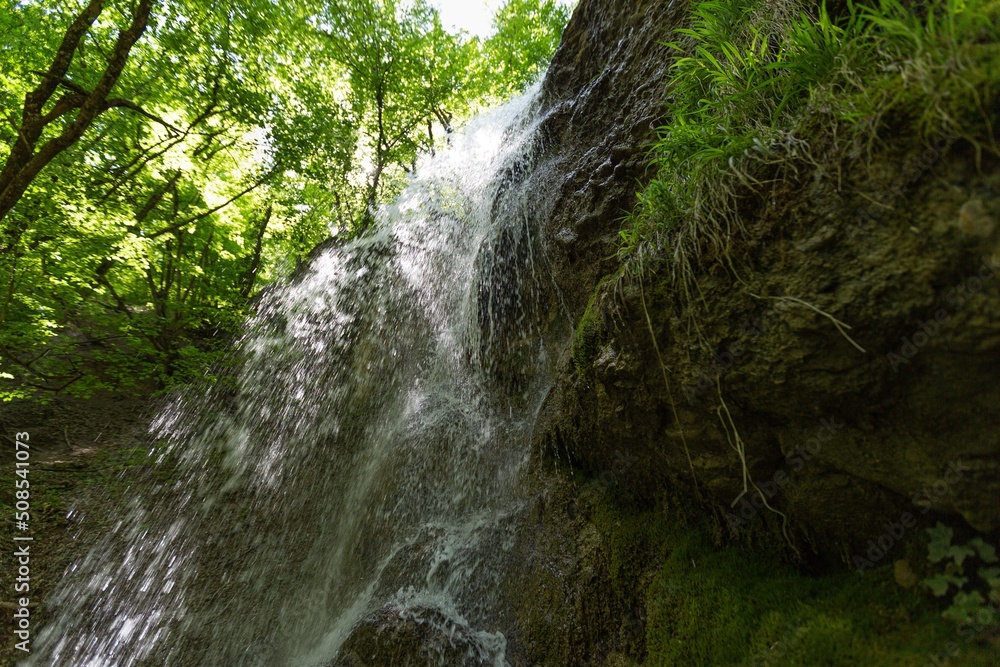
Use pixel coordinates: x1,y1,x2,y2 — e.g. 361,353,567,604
29,88,565,667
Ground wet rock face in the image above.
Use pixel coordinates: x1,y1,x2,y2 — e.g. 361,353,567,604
528,0,691,316
535,133,1000,547
467,0,692,394
521,0,1000,568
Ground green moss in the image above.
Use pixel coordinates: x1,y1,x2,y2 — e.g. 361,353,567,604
584,484,671,591
643,519,997,666
572,292,601,379
573,484,997,666
573,270,624,379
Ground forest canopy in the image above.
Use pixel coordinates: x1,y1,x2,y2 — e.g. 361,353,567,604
0,0,571,400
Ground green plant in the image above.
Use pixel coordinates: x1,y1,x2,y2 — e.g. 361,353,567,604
614,0,1000,571
921,522,1000,624
621,0,1000,294
638,503,992,666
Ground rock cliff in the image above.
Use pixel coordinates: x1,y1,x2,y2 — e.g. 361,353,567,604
502,0,1000,663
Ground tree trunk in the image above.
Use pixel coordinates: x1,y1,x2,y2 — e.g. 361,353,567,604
0,0,154,232
362,159,386,232
240,205,272,298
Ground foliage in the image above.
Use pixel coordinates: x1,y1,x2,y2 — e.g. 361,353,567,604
621,0,1000,297
0,0,570,401
1,0,334,398
475,0,572,100
579,487,999,666
921,522,1000,625
316,0,476,228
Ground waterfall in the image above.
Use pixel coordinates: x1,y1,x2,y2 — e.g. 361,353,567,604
29,88,562,667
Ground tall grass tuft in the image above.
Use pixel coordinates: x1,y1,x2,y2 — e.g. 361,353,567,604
621,0,1000,296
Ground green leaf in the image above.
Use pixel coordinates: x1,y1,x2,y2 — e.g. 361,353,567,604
922,573,967,597
979,566,1000,590
927,523,954,563
942,590,985,624
947,543,977,569
968,538,998,563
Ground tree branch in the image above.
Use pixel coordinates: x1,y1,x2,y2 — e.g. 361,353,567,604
103,98,182,134
29,71,182,134
147,170,275,239
0,0,153,225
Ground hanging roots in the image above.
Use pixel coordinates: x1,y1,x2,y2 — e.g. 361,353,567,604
750,292,867,354
639,277,701,499
716,375,799,558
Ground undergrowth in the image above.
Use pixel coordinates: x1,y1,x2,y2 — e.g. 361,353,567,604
621,0,1000,296
584,488,999,666
645,522,997,666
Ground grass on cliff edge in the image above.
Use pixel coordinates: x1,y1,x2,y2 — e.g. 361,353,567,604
620,0,1000,298
581,485,996,667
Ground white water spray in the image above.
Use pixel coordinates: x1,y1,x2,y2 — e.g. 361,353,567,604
29,88,562,667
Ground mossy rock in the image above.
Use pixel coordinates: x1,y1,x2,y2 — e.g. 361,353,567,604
332,604,504,667
572,271,623,379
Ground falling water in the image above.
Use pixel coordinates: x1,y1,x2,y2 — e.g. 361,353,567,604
30,88,564,666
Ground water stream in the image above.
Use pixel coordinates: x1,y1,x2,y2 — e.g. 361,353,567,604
30,88,563,667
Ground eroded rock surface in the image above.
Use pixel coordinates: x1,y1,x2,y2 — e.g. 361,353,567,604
499,0,1000,661
523,0,1000,548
